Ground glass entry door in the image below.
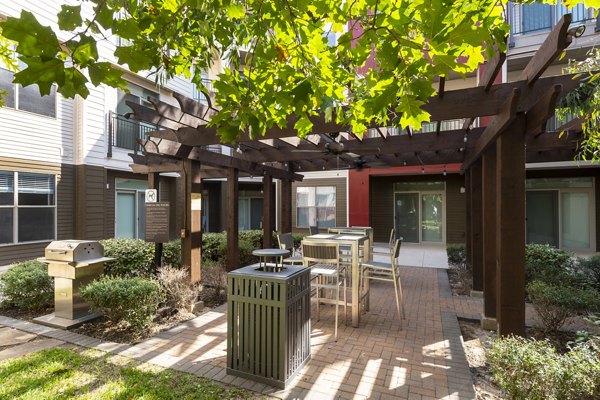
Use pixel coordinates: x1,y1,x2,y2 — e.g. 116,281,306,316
394,191,444,243
394,193,419,243
526,190,559,247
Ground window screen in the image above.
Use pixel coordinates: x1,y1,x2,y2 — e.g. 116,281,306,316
18,84,56,117
0,68,15,108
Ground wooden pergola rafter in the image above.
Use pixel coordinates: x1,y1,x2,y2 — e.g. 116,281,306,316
127,13,589,336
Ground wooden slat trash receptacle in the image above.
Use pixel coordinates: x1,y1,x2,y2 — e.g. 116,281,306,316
227,263,311,389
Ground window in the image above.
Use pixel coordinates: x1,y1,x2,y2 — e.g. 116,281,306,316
296,186,336,228
0,68,56,117
0,171,56,244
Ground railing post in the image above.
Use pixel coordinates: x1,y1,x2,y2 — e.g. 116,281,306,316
107,112,113,158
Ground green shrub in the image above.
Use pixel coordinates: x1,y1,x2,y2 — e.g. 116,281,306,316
217,238,257,266
81,277,161,330
0,260,53,311
101,239,155,277
202,232,225,262
527,280,600,333
162,240,182,268
525,244,574,286
292,233,305,249
488,336,600,400
238,230,264,249
446,243,466,265
575,255,600,291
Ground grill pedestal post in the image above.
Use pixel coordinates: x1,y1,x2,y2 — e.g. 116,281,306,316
34,240,113,330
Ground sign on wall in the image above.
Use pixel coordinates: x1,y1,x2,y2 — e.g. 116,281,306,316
145,189,158,203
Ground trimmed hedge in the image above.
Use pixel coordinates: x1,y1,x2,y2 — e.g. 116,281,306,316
525,243,573,286
0,260,53,311
81,276,162,330
488,336,600,400
527,280,600,333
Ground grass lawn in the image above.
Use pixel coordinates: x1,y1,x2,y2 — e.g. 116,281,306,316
0,347,253,399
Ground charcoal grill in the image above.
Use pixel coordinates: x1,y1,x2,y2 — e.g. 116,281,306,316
34,240,113,329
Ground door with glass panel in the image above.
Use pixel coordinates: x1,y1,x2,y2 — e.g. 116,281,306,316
525,177,594,251
394,193,419,243
526,191,559,247
394,181,445,244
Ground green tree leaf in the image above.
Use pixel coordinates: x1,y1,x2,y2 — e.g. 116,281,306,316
57,5,82,31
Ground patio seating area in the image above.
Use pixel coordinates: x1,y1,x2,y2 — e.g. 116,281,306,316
0,262,482,399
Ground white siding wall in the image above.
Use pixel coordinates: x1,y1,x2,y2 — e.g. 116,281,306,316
0,1,198,171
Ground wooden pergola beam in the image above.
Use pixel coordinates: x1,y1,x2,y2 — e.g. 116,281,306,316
519,14,573,85
526,84,562,137
462,88,521,170
142,139,303,181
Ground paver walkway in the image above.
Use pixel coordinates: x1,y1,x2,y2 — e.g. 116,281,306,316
1,266,484,400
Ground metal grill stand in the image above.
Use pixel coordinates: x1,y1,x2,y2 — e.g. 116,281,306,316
34,240,114,329
227,263,311,389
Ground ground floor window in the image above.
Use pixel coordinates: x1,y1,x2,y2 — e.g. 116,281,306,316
526,177,594,250
115,178,147,239
239,195,263,230
296,186,336,228
0,170,56,244
393,181,445,244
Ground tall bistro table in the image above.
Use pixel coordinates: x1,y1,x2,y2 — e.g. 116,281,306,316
302,232,371,327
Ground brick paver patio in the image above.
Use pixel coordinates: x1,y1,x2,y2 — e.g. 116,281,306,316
1,265,487,400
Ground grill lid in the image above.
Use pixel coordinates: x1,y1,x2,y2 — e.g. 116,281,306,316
44,240,105,262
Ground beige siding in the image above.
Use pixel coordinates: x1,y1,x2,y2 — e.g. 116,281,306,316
291,177,347,234
0,157,74,265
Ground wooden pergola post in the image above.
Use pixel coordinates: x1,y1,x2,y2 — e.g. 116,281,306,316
263,174,273,248
227,167,239,271
280,179,292,234
481,145,497,330
470,159,484,294
465,168,472,271
181,160,202,283
496,115,526,337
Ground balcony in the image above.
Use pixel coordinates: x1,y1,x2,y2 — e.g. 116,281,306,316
193,78,214,104
107,111,157,157
508,1,597,41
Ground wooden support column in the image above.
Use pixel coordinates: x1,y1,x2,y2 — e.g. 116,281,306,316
482,145,497,330
471,159,484,294
465,168,473,271
148,172,163,271
227,167,239,271
263,174,273,248
280,179,292,233
181,161,202,283
190,162,202,283
496,115,526,337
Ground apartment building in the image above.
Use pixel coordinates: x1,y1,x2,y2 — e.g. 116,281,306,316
294,2,600,253
0,1,273,266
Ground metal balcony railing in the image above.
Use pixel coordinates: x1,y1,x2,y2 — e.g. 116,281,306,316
107,111,157,157
508,1,597,39
546,112,577,132
193,78,214,104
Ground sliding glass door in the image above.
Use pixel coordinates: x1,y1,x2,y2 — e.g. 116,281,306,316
394,182,445,244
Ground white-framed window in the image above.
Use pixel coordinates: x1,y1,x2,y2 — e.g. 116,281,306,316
0,68,57,118
0,171,56,245
296,186,336,228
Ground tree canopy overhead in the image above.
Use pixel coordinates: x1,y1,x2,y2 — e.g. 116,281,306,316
0,0,597,145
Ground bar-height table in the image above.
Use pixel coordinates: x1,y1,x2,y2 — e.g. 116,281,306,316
302,232,371,327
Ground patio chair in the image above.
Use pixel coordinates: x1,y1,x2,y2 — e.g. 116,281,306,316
373,228,395,255
301,240,347,339
309,226,319,235
361,239,405,320
276,233,304,265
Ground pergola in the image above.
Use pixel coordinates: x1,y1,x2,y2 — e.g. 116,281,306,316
128,14,588,336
